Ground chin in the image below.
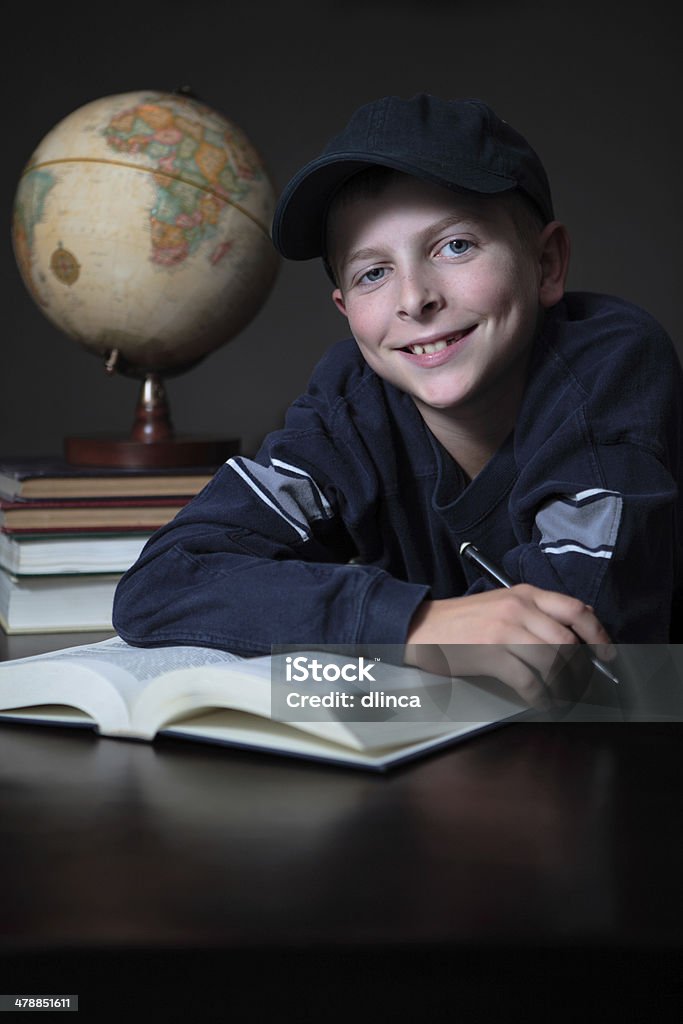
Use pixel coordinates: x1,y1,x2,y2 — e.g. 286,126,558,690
413,386,470,411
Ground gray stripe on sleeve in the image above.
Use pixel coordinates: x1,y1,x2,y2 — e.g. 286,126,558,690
228,457,333,540
535,489,623,559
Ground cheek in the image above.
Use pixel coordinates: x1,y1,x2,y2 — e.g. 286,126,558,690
354,337,385,372
345,301,386,343
473,257,538,317
451,260,509,311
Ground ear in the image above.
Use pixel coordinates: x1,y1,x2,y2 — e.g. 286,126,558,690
537,221,571,308
332,287,348,318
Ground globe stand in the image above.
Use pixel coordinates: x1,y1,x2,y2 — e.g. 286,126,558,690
64,373,239,469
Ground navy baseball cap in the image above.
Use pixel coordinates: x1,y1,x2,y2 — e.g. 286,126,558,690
272,93,555,261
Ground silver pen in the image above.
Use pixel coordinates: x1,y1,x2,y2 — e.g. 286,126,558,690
459,541,620,685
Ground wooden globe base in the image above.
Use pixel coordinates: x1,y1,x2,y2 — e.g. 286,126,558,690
64,373,239,469
64,434,240,469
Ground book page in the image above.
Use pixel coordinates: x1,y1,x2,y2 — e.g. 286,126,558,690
161,708,495,769
0,656,132,733
160,709,402,768
0,639,529,756
33,635,245,681
129,658,274,737
0,636,250,736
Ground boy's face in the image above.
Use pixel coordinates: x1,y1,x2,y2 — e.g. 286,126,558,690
328,175,563,426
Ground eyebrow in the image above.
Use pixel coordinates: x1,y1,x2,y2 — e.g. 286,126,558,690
340,246,386,272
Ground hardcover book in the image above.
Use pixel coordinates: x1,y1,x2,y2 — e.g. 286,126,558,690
0,637,529,770
0,569,120,633
0,456,219,501
0,531,152,576
0,497,189,532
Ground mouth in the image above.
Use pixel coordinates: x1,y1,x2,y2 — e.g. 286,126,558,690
400,326,477,357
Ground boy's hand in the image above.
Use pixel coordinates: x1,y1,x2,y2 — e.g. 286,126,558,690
404,585,614,709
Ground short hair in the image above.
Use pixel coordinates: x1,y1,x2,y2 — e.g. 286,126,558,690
324,165,546,286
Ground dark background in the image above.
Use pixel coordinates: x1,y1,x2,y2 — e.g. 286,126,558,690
2,0,680,459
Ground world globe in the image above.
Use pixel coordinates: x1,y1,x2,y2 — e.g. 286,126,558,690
11,88,280,465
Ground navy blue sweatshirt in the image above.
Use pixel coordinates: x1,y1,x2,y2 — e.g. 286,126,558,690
113,292,683,651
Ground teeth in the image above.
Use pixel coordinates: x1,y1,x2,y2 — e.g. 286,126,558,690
410,338,451,355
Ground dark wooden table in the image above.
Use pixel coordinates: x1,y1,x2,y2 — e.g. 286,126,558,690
1,634,683,1021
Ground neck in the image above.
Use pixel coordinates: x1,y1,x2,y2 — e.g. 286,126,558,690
416,370,527,482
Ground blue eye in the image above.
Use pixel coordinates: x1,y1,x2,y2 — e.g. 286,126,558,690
360,267,386,285
441,239,472,257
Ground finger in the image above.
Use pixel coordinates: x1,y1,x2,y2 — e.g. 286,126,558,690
459,637,556,709
507,641,573,682
499,650,552,710
436,639,555,683
506,643,592,709
525,587,614,657
489,587,582,649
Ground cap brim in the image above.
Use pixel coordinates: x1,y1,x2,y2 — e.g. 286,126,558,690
272,152,516,261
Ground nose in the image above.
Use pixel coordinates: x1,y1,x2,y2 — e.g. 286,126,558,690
396,268,445,320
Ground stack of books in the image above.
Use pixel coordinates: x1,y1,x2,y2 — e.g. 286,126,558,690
0,456,218,634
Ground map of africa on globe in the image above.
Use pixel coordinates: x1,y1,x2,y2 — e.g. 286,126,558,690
12,90,280,375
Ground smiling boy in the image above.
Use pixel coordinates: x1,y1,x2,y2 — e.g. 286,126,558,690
326,176,556,481
113,94,683,704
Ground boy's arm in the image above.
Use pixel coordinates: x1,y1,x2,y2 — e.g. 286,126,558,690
112,446,429,656
498,443,679,644
404,435,678,704
112,455,611,705
494,298,683,646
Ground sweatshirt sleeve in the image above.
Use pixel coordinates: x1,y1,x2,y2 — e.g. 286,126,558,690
499,442,679,642
479,296,683,644
112,419,429,655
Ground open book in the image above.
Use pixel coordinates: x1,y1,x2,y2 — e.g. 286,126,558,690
0,637,530,771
